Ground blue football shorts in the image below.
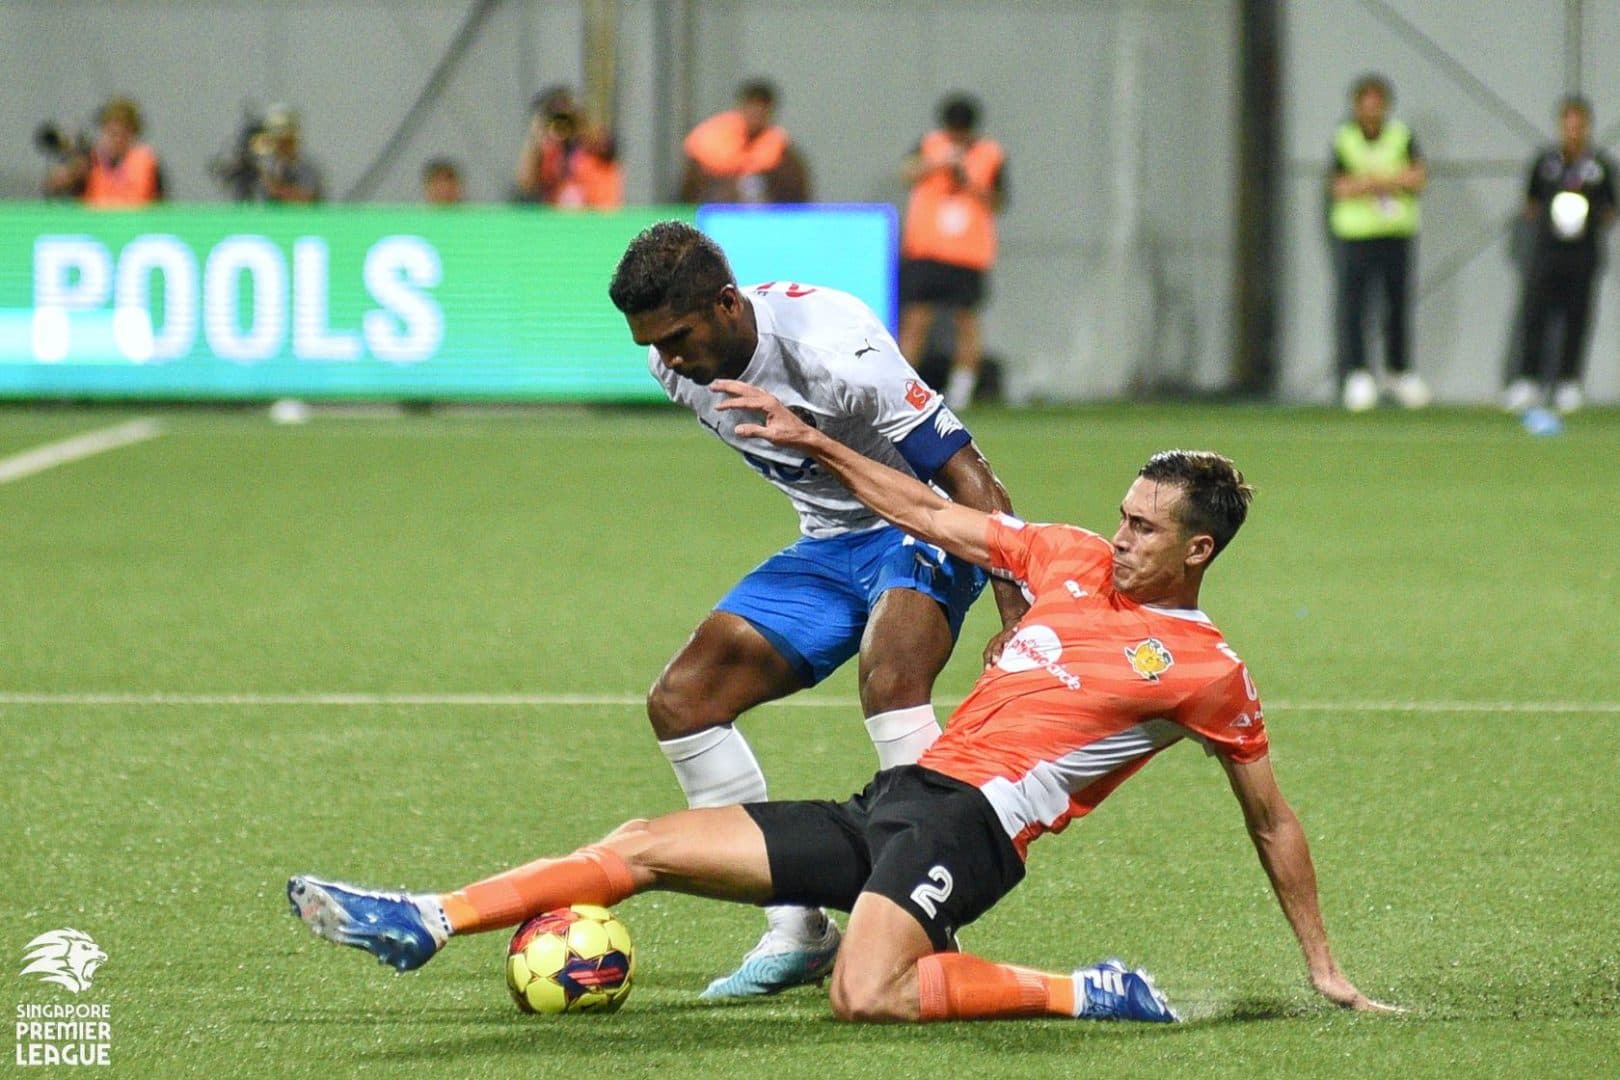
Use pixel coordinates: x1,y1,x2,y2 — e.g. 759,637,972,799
715,524,989,686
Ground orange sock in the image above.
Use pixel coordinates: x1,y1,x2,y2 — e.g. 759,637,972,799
438,845,636,935
915,952,1076,1021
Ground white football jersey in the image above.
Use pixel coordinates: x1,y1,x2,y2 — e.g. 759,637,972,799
649,282,970,538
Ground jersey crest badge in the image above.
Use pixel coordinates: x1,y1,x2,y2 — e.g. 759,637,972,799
1124,638,1174,682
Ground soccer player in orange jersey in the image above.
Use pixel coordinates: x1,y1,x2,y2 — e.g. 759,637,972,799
290,381,1393,1022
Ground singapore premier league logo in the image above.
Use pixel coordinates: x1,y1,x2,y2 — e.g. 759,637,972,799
20,929,106,994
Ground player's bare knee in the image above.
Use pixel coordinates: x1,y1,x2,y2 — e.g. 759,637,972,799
646,674,723,740
858,663,933,716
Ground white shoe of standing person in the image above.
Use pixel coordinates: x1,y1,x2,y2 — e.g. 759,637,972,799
1341,369,1378,412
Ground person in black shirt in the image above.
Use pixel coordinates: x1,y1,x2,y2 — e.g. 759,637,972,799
1505,97,1617,415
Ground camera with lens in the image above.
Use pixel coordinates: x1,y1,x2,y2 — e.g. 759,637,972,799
209,108,276,200
33,122,92,163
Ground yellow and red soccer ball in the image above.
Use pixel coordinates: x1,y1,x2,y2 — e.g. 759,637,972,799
505,905,635,1014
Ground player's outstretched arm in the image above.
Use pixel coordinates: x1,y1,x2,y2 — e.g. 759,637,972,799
1220,754,1401,1013
930,444,1031,663
714,379,993,568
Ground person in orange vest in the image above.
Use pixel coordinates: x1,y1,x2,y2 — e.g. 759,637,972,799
513,86,623,210
680,79,810,204
898,94,1006,411
42,98,164,207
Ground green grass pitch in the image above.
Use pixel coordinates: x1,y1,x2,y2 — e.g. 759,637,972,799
3,403,1617,1077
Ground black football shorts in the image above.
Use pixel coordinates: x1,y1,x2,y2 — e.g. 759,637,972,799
743,765,1025,951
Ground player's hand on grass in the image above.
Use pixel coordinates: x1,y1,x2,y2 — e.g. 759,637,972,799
1312,970,1403,1013
713,380,816,448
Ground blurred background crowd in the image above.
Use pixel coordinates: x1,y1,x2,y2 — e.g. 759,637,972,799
5,0,1618,409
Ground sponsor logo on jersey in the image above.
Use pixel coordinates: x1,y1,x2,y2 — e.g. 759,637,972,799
1064,579,1087,598
1124,638,1174,682
997,624,1082,691
904,379,933,410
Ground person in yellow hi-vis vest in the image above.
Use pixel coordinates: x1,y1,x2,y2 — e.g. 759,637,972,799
1329,75,1431,412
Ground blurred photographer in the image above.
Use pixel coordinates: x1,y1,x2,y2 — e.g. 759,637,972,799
245,105,323,204
513,85,622,209
41,97,164,207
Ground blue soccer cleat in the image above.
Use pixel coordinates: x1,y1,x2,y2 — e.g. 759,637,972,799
1074,957,1181,1022
287,875,444,972
700,918,842,999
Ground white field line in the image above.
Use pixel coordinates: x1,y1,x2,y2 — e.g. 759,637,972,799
0,691,1615,714
0,419,163,485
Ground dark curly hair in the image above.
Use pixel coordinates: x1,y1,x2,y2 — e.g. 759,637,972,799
1138,450,1254,561
608,220,736,317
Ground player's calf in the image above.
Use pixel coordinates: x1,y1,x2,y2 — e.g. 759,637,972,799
829,959,919,1023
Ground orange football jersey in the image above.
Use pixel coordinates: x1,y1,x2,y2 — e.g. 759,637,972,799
920,514,1268,858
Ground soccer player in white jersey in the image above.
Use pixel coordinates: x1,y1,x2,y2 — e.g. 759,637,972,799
603,220,1029,996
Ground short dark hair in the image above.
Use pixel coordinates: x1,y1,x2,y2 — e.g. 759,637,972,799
738,79,777,107
1351,73,1392,104
532,84,577,119
940,93,980,132
608,220,736,316
1137,450,1254,561
422,157,460,182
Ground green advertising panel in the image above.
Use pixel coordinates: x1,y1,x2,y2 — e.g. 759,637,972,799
0,205,693,400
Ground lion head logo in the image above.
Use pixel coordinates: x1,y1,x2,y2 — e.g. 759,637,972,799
1124,638,1174,682
21,929,106,993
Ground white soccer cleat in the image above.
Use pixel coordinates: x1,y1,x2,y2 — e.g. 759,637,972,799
1341,369,1378,412
1390,371,1432,410
699,916,842,998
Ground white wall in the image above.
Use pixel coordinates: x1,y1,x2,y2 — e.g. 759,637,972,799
1283,1,1620,404
0,1,1239,400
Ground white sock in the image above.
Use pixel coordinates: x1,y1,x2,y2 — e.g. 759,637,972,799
945,367,976,410
865,704,942,769
412,894,452,945
765,903,830,942
660,728,826,944
658,726,768,807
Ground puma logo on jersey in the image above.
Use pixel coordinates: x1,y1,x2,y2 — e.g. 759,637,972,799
854,339,879,359
1124,638,1174,682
